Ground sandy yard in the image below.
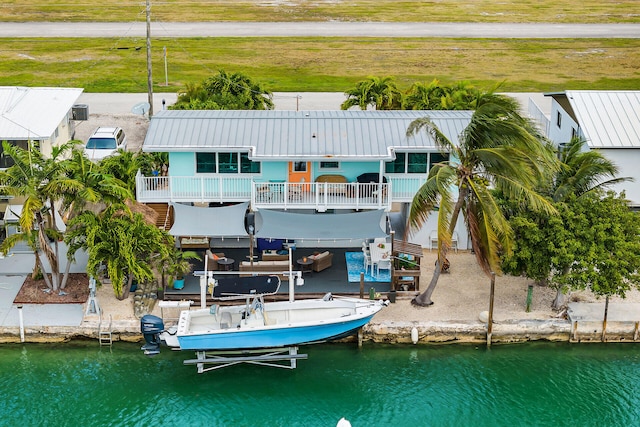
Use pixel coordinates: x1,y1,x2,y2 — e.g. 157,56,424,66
86,250,640,325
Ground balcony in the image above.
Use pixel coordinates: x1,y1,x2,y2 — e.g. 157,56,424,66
136,172,426,210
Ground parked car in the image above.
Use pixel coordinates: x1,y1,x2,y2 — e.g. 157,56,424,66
84,127,127,161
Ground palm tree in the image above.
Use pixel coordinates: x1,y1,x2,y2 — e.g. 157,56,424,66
0,140,76,291
403,79,486,110
67,204,173,299
341,76,402,110
58,147,133,288
550,136,628,203
406,94,558,306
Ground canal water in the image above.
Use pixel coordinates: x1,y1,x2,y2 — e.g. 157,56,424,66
1,341,639,427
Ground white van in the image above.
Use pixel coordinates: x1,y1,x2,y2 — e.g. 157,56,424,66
84,127,127,161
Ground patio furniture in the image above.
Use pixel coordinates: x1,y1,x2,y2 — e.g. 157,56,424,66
429,230,458,252
429,231,438,251
363,249,373,274
262,250,289,261
297,257,314,275
356,173,387,197
179,236,210,249
369,242,391,274
239,260,291,281
205,250,226,271
308,251,333,272
316,174,348,195
217,257,235,271
376,259,392,277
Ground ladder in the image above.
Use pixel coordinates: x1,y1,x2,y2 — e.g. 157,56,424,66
98,310,113,347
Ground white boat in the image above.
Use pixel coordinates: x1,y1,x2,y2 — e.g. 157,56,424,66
141,275,385,357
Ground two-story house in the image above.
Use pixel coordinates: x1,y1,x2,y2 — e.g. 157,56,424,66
545,90,640,208
137,109,472,248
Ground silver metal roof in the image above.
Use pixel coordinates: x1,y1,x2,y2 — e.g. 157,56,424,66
566,90,640,149
0,87,83,139
142,110,472,160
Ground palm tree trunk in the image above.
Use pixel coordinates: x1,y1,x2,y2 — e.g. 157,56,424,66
36,213,60,291
60,257,73,289
119,275,134,300
34,252,53,290
412,260,442,306
412,187,467,307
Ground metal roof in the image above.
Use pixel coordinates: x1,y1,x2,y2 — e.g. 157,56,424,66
566,91,640,149
0,87,83,139
142,110,472,160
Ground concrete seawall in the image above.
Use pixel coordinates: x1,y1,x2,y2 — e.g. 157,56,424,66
2,318,638,345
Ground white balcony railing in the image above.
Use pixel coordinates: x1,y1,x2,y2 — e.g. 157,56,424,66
136,172,426,209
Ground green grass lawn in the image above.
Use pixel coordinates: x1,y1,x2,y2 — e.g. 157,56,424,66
3,0,639,23
1,37,638,93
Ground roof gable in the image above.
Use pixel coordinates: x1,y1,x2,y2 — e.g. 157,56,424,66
142,110,472,160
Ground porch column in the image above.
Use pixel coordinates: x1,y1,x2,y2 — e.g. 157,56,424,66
378,160,384,209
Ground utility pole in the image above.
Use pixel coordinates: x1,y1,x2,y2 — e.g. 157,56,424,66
146,0,154,117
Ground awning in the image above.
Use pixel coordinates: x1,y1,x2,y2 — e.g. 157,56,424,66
255,209,387,240
169,202,249,237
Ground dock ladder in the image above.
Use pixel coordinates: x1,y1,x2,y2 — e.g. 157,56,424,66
98,310,113,347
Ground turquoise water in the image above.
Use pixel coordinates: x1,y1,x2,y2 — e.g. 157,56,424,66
1,342,639,427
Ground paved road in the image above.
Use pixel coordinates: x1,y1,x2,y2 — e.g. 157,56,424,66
2,22,639,38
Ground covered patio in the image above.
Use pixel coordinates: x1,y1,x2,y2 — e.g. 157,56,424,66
163,246,393,303
163,203,399,303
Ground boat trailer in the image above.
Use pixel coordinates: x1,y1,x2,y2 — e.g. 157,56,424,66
183,347,308,374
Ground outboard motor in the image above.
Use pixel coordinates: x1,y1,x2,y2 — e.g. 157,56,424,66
140,314,164,356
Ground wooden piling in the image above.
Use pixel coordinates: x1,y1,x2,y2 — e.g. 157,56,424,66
487,272,495,347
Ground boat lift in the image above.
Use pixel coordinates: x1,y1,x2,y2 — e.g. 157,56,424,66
182,247,309,373
183,347,308,374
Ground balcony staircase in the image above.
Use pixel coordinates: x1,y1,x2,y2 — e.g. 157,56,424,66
145,203,173,231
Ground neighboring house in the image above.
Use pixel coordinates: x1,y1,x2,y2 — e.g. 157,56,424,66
0,86,85,163
545,90,640,207
138,109,472,248
0,86,85,238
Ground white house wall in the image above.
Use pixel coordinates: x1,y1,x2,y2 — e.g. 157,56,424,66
405,211,468,251
547,102,581,145
596,148,640,207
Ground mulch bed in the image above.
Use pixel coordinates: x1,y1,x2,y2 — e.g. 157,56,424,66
13,273,90,304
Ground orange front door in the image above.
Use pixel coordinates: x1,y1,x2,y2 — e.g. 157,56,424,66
288,161,311,183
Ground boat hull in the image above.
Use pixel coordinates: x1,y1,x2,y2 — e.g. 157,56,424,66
162,297,383,351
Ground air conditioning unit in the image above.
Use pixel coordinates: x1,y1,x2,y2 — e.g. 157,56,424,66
72,104,89,121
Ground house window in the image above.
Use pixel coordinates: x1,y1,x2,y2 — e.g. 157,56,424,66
218,152,238,173
556,112,562,128
196,153,216,173
429,153,450,170
293,162,307,172
385,152,448,174
319,161,340,170
407,153,428,173
196,152,260,174
571,128,578,140
240,153,261,173
385,152,406,173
